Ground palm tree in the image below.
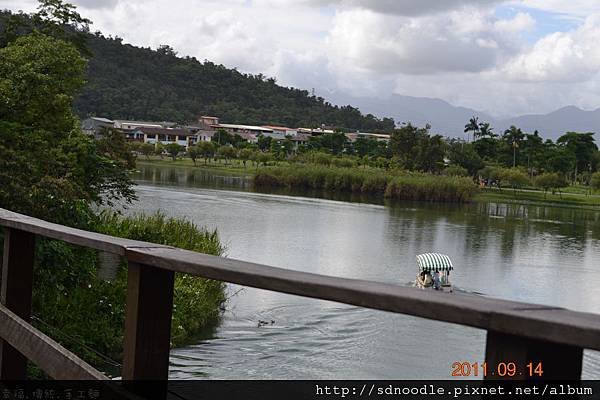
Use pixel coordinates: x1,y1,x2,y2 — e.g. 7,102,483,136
464,116,480,142
478,122,496,139
503,125,524,167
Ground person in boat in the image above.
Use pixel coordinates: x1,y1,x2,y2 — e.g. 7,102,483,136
432,270,441,290
419,270,432,287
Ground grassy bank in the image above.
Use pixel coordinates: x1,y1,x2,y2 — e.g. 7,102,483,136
254,165,478,203
139,158,600,208
476,188,600,209
31,212,225,377
137,156,253,175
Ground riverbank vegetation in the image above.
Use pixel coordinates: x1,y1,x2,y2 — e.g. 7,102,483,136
254,166,478,203
142,112,600,206
33,213,225,377
0,1,227,377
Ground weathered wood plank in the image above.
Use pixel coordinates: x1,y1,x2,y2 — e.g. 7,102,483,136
0,209,170,255
122,262,175,380
126,246,600,352
0,304,107,380
0,228,35,379
485,330,582,380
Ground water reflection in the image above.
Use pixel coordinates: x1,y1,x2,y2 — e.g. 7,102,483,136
130,164,600,379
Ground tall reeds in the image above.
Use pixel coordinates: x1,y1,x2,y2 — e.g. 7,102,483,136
254,165,478,203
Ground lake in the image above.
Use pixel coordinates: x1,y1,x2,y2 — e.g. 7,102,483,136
129,164,600,379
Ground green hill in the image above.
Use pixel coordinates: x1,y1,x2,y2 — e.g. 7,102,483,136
73,34,395,131
0,9,394,131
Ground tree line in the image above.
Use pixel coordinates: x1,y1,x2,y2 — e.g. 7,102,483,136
154,118,600,195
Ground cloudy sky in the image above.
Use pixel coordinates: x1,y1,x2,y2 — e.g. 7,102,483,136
2,0,600,117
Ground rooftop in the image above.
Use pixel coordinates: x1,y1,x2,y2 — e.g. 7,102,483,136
134,127,195,136
213,124,273,132
262,125,296,131
89,117,114,124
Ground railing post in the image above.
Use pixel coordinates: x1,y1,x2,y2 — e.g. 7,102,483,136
122,262,175,380
484,330,583,380
0,228,36,379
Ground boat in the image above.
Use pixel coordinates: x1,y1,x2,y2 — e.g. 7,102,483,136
415,253,453,291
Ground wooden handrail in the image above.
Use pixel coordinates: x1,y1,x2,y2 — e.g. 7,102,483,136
0,208,594,381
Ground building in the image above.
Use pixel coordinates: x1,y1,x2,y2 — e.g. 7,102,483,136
290,133,311,150
81,117,114,138
297,127,335,136
136,127,196,149
208,124,272,144
212,123,273,136
262,126,298,139
198,116,219,128
114,120,176,131
356,132,391,142
191,130,217,144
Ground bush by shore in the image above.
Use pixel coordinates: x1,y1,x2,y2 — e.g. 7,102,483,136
254,166,478,203
31,212,225,377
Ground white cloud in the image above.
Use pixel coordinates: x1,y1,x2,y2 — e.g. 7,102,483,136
325,6,528,81
502,14,600,82
517,0,600,18
306,0,505,16
494,12,535,33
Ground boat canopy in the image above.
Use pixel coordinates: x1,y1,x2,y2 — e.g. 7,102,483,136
416,253,453,272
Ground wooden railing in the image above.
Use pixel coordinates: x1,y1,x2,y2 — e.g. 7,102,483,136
0,207,599,381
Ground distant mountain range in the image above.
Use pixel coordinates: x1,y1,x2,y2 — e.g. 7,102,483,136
328,93,600,141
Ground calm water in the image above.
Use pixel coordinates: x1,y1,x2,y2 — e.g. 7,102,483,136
128,164,600,379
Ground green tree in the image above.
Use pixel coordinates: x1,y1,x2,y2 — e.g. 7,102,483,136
0,32,85,133
213,129,233,146
521,130,544,176
257,152,272,168
546,146,576,177
464,116,480,141
535,172,567,198
498,168,530,195
256,134,273,151
473,137,498,160
353,137,379,158
154,142,165,159
197,141,214,164
218,145,236,165
0,32,134,224
478,122,496,138
556,132,598,182
165,143,183,160
503,126,524,167
447,140,484,176
416,134,446,173
140,142,155,159
238,148,252,168
187,145,200,165
390,123,428,170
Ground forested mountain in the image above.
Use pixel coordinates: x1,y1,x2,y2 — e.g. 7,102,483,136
71,33,395,131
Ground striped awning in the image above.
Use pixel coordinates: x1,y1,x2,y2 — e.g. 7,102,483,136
416,253,454,272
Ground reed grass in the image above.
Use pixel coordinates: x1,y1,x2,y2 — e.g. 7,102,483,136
254,165,478,203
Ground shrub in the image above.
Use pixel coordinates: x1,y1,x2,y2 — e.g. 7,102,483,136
444,165,469,177
591,172,600,190
31,213,225,377
535,172,568,197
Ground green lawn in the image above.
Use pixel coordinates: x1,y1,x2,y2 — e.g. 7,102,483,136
136,156,257,174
